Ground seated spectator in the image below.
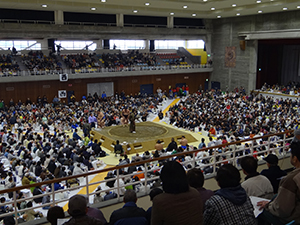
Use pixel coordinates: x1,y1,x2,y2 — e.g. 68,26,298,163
187,168,214,210
260,154,287,193
83,195,107,224
151,161,203,225
63,195,104,225
93,187,103,204
257,142,300,224
47,206,65,225
155,140,164,151
109,189,147,225
241,156,273,199
146,188,163,223
23,201,43,222
203,164,257,224
166,138,177,152
114,140,124,157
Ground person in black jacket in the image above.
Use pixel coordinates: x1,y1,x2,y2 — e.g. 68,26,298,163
260,154,287,193
109,189,147,225
92,139,101,156
47,158,56,174
166,138,177,152
114,140,124,156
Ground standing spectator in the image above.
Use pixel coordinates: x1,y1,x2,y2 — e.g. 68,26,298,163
88,114,97,128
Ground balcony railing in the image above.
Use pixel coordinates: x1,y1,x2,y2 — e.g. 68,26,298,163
0,130,293,224
0,64,212,77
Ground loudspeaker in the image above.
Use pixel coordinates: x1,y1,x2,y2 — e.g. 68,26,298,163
240,40,246,51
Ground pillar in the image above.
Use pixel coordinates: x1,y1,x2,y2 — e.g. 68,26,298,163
167,16,174,28
145,39,149,51
55,10,64,25
116,14,124,27
95,40,103,50
248,40,258,93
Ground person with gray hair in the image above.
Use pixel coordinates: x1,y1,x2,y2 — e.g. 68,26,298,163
109,189,147,225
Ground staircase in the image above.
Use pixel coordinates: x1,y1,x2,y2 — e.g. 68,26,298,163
13,55,27,71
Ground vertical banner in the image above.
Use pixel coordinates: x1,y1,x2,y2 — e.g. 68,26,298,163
225,46,236,68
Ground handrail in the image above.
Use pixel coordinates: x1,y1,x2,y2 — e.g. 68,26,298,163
0,130,293,224
0,64,212,77
0,129,293,195
0,19,54,25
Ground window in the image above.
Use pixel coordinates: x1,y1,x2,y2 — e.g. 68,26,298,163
0,40,41,50
155,40,185,49
154,40,205,49
187,40,205,49
54,41,96,50
109,40,145,50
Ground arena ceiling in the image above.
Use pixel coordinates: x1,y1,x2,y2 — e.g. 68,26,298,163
0,0,299,19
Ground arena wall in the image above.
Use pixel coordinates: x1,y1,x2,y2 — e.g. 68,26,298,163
0,72,209,103
211,10,300,92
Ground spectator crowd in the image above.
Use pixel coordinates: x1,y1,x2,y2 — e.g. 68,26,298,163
0,86,298,224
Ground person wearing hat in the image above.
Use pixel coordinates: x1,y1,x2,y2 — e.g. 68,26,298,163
257,141,300,224
261,154,287,193
63,195,104,225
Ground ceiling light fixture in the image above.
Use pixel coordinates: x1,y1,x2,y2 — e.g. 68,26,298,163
297,6,300,8
256,0,261,3
91,7,96,10
192,13,196,16
217,15,221,18
232,4,237,7
145,2,150,6
41,4,47,7
170,12,174,15
236,13,240,15
203,0,207,2
101,0,106,2
211,7,215,10
133,10,138,13
183,5,188,8
258,10,262,13
283,7,287,10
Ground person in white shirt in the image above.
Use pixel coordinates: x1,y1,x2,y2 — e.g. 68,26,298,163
241,156,273,199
